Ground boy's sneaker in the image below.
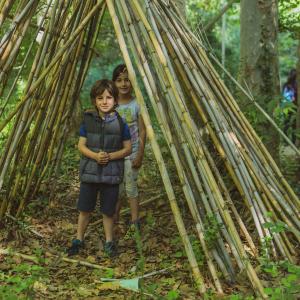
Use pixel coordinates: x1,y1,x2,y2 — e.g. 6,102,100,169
124,219,141,240
104,241,117,258
67,239,84,256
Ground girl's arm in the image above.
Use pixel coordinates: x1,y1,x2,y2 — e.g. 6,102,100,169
108,140,132,161
132,115,146,168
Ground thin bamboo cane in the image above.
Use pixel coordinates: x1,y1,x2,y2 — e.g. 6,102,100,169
0,0,15,27
0,0,96,216
155,1,298,258
107,0,206,293
117,1,224,291
0,0,105,135
0,12,36,92
154,0,298,258
129,2,268,297
0,0,38,56
0,0,53,114
122,0,237,278
158,0,298,211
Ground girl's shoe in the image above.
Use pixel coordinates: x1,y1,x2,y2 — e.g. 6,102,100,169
124,219,141,240
104,241,118,257
67,239,84,256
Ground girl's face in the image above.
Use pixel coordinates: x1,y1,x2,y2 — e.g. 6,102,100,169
114,71,132,96
95,89,116,114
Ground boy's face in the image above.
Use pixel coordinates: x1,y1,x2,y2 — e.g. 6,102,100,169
95,89,116,114
114,71,132,96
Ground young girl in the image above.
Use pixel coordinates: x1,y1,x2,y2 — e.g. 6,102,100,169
67,79,131,257
112,64,146,232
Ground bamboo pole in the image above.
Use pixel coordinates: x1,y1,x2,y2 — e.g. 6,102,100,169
117,1,224,291
0,0,105,135
106,0,206,294
128,2,268,297
154,0,298,240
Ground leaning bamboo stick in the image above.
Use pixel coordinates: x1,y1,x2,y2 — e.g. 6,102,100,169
130,2,268,297
122,0,237,278
155,1,298,260
131,0,239,278
0,0,105,135
155,0,298,227
117,1,224,291
154,0,298,258
0,0,53,115
136,0,255,274
107,0,206,294
0,0,15,30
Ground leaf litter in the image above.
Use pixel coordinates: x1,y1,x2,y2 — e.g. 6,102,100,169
0,145,255,299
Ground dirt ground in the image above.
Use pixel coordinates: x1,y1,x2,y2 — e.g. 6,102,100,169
1,143,298,299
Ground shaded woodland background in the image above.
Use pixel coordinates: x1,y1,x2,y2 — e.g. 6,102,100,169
0,0,300,154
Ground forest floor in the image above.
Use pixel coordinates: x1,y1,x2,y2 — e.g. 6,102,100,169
0,140,299,299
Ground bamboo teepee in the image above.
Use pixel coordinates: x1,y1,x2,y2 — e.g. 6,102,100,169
0,1,299,297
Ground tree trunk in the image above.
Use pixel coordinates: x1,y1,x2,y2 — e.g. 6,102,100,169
296,39,300,184
239,0,280,163
296,39,300,148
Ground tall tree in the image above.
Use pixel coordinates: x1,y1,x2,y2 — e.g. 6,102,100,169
239,0,280,162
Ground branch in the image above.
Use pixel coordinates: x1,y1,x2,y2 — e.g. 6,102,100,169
204,0,237,32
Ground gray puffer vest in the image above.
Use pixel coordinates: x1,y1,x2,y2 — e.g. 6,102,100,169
79,110,124,184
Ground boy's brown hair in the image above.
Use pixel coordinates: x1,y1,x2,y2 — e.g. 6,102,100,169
90,79,119,107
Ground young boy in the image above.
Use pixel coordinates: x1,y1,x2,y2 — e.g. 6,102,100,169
112,64,146,233
67,79,131,257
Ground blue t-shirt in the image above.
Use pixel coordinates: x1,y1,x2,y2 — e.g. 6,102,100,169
79,112,131,141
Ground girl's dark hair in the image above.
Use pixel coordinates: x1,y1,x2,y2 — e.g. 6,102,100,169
90,79,118,106
283,69,297,92
286,69,296,85
112,64,127,81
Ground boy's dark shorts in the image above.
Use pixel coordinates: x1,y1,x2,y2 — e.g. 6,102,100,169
77,182,119,217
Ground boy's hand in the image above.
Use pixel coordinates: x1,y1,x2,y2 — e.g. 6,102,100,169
96,151,109,164
132,155,143,169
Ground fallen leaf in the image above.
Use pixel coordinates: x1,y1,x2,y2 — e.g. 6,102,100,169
97,282,120,290
33,281,48,293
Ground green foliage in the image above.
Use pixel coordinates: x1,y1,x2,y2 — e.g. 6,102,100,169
278,32,298,80
134,228,146,274
228,295,254,300
166,289,180,300
187,0,241,84
263,261,300,300
0,261,47,299
104,267,115,279
257,217,300,299
189,234,205,265
263,220,288,234
80,11,122,108
279,0,300,33
204,214,222,248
